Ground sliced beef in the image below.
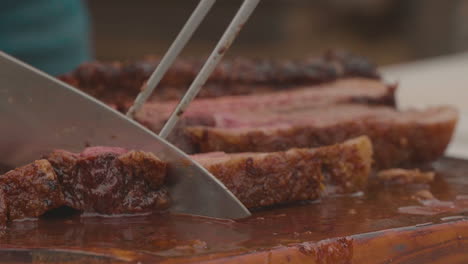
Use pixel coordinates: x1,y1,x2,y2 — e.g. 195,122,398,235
187,105,458,169
0,148,169,226
58,51,379,104
377,169,435,185
192,136,372,209
135,78,396,134
0,138,372,224
0,160,65,225
45,147,169,214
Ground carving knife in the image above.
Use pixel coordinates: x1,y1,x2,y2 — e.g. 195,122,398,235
0,51,251,219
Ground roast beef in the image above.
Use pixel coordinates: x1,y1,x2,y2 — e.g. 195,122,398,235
377,168,435,185
0,137,372,225
135,78,396,134
58,51,379,105
0,160,64,225
45,147,169,215
193,136,372,208
0,148,169,226
187,105,458,169
0,147,169,226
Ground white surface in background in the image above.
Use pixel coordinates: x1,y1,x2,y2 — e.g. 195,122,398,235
381,52,468,159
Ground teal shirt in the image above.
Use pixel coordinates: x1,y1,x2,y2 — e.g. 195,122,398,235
0,0,91,75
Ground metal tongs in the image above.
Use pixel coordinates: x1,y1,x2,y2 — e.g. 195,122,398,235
0,0,259,219
127,0,259,138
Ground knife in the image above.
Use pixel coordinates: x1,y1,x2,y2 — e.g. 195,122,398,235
0,51,251,219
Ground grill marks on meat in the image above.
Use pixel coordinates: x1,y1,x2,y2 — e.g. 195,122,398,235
45,147,169,214
187,105,458,169
0,160,64,225
58,51,379,105
193,136,372,208
0,148,169,226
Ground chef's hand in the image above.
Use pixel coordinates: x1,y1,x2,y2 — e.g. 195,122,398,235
0,0,91,75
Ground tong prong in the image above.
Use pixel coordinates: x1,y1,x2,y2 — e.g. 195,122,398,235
159,0,260,138
126,0,260,139
126,0,217,117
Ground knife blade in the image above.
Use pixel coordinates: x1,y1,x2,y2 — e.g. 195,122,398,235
0,51,251,219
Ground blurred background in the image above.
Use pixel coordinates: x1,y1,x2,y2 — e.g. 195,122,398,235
4,0,468,70
88,0,468,65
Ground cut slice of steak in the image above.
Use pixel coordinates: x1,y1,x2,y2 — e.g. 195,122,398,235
0,160,65,225
135,78,396,134
0,137,372,225
0,148,169,225
377,168,435,185
58,51,379,104
45,147,169,215
187,105,458,169
192,136,372,209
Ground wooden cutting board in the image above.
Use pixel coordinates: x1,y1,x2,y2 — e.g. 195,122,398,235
1,157,468,263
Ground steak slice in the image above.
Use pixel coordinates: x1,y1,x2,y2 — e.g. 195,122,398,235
0,148,169,226
45,147,169,215
0,160,65,225
192,136,372,209
58,51,379,104
377,168,435,185
187,105,458,169
0,137,372,223
135,78,396,134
